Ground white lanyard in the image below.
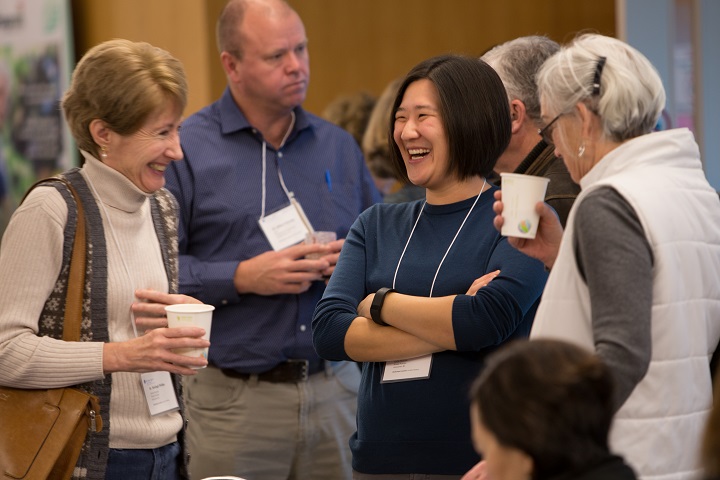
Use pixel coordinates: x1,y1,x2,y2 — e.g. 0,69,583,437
260,111,295,220
392,178,487,298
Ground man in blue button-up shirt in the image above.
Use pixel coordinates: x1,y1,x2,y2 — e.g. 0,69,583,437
165,1,380,479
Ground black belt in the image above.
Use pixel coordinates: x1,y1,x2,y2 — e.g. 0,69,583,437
221,359,325,383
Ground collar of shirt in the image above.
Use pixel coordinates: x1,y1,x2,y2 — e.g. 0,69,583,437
218,87,312,147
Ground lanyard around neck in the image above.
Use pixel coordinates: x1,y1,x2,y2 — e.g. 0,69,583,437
260,111,296,220
392,178,487,297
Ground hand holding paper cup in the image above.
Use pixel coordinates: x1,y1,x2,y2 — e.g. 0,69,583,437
165,304,214,368
304,231,337,259
500,173,550,239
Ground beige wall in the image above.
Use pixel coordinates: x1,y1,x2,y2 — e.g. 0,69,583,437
71,0,226,115
71,0,615,116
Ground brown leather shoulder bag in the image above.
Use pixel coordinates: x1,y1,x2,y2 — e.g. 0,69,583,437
0,178,103,480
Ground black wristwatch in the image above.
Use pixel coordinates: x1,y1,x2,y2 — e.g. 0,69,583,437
370,287,396,326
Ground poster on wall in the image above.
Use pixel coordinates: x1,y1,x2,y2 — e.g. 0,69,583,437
0,0,75,235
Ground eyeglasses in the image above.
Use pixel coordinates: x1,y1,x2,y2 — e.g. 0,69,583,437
537,56,607,145
538,112,565,145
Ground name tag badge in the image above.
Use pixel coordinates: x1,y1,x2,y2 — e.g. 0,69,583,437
141,371,180,416
259,200,312,251
381,354,433,383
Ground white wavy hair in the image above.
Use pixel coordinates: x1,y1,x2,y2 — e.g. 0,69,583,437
536,33,665,142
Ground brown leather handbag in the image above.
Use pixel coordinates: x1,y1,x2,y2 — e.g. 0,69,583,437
0,178,103,480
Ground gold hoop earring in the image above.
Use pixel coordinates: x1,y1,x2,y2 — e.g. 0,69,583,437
100,146,108,159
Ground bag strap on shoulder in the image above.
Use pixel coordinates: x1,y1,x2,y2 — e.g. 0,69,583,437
22,177,86,342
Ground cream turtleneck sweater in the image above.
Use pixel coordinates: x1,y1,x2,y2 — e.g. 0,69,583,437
0,154,182,449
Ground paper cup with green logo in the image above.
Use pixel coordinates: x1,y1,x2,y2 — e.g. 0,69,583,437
500,173,550,239
165,304,214,368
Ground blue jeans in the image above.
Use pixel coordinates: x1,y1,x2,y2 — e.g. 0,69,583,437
105,441,181,480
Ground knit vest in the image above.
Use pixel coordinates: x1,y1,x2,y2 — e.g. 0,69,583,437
33,168,188,480
531,129,720,480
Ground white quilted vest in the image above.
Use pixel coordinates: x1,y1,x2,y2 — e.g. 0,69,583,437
532,129,720,480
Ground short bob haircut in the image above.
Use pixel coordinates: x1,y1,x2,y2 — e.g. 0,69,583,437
536,33,665,143
61,39,188,159
470,339,615,479
388,55,511,183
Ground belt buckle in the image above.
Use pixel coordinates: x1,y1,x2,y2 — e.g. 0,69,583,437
288,359,309,382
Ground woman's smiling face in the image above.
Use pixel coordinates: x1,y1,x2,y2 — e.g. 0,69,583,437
101,99,183,193
393,79,451,193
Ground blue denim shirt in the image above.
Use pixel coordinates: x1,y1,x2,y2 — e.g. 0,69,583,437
165,88,381,372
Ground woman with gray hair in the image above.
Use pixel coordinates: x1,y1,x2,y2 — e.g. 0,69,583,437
494,33,720,480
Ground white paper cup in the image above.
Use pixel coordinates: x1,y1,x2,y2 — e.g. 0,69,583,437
304,231,337,259
165,304,214,368
500,173,550,239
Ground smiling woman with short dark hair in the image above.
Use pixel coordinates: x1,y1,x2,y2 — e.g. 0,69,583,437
313,54,548,478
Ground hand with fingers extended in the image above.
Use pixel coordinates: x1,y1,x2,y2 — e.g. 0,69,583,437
233,242,332,295
132,288,202,332
466,270,500,296
492,190,563,270
102,325,210,375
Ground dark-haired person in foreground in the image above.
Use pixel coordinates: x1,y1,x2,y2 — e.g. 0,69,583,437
466,339,637,480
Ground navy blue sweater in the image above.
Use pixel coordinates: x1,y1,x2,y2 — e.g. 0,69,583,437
313,189,547,474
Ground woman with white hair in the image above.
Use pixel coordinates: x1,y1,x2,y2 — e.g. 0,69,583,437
494,33,720,480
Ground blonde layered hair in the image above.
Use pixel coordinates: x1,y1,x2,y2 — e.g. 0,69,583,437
62,39,188,158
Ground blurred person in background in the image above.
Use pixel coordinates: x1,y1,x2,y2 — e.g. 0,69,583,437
0,61,11,233
322,90,376,148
